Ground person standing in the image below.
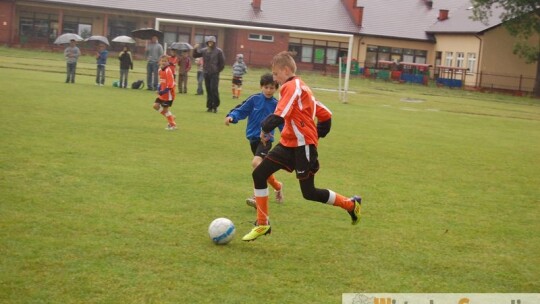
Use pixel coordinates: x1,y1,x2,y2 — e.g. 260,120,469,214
64,39,80,83
145,35,164,91
118,45,133,88
192,36,225,113
177,50,191,94
95,43,108,86
194,57,204,95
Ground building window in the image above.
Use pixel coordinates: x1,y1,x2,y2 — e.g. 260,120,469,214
326,48,338,64
445,51,454,66
289,38,348,65
108,20,136,38
467,53,476,73
248,33,274,42
19,11,58,41
63,15,93,38
367,45,428,68
456,52,465,68
301,45,313,63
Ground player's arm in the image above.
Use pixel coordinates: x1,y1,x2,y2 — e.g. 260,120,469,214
261,114,284,134
315,101,332,138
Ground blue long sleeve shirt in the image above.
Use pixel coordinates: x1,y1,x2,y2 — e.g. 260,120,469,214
96,49,108,65
226,92,281,142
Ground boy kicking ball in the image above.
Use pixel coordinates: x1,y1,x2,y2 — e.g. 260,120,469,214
242,51,362,242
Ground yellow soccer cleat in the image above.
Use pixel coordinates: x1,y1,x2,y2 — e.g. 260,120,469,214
348,196,362,225
242,225,271,241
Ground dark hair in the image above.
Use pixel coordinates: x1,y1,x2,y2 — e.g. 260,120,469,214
260,73,278,88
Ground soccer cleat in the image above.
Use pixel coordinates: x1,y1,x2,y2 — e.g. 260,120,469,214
165,124,177,131
242,225,271,241
348,195,362,225
274,182,284,203
246,197,257,208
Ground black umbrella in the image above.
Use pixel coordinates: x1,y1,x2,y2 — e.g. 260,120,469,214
169,42,193,51
131,28,163,40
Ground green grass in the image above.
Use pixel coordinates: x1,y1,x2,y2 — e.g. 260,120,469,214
0,47,539,303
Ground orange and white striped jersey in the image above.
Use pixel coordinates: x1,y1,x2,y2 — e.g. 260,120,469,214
158,67,176,101
274,76,332,147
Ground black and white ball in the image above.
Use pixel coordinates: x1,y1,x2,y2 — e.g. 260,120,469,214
208,218,236,245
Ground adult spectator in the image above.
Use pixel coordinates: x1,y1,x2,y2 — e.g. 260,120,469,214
193,36,225,113
145,35,164,90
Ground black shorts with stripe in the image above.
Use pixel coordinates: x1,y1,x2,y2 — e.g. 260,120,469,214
266,143,320,180
232,76,243,86
155,98,174,107
249,139,272,158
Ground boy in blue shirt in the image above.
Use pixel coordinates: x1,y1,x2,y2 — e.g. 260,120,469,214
225,73,284,207
95,43,108,86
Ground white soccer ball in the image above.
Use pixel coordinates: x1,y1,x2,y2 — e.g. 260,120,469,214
208,217,236,245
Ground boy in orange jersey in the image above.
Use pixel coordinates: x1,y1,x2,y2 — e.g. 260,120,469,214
152,55,177,131
242,51,362,242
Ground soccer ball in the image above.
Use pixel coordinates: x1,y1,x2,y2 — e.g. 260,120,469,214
208,218,236,245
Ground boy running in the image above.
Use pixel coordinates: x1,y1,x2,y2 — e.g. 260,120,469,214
225,73,284,207
242,51,362,242
152,55,177,130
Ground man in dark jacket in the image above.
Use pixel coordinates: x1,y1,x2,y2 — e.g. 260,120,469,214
193,36,225,113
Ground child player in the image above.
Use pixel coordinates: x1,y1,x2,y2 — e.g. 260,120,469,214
224,73,284,207
231,54,247,99
152,55,177,130
241,51,362,242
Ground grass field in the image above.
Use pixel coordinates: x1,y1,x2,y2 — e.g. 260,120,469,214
0,47,539,303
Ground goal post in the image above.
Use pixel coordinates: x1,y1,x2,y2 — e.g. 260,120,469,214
155,18,353,102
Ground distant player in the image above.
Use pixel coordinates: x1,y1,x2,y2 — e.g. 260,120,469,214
152,55,177,130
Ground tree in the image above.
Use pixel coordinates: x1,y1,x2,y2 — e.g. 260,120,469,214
471,0,540,97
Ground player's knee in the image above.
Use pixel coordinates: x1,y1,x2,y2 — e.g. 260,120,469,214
301,188,318,201
251,157,262,169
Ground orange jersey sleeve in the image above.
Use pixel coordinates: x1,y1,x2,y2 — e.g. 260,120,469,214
274,77,331,147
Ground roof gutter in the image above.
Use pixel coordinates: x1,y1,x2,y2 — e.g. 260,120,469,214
474,34,483,88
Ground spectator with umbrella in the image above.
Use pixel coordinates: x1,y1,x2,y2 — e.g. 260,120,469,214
118,45,133,88
63,39,80,83
95,43,108,86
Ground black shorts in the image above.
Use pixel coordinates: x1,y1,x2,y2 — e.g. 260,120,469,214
266,143,319,180
155,98,173,107
232,76,243,86
249,139,272,158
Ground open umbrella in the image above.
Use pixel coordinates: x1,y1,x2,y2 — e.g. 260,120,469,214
85,35,109,46
54,33,83,45
131,28,163,40
169,42,193,51
112,35,136,44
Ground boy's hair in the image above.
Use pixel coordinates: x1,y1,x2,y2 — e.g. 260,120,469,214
159,55,170,61
271,51,297,73
260,73,279,89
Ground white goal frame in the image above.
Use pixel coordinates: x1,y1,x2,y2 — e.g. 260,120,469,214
155,18,353,103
